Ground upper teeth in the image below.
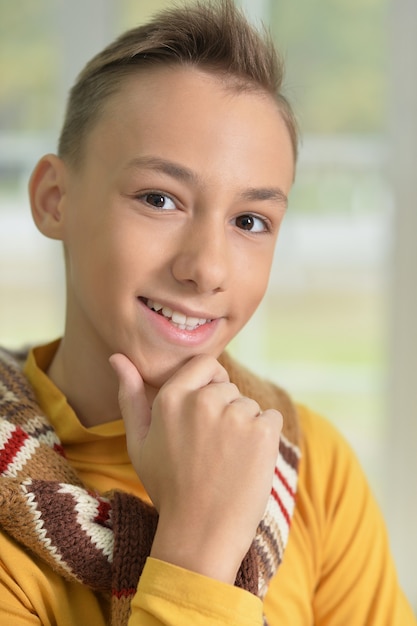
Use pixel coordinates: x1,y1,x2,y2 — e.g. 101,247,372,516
146,299,211,330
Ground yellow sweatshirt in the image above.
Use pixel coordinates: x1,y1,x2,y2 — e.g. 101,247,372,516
0,343,414,625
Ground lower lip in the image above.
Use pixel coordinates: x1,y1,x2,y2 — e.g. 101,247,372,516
137,298,220,346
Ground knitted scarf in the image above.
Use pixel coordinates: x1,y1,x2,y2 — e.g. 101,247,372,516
0,346,300,626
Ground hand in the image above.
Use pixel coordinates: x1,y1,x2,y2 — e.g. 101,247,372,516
110,353,282,584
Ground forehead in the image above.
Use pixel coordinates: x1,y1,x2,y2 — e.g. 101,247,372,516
101,64,277,119
82,65,295,187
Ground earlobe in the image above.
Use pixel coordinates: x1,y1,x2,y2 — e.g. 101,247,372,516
29,154,68,240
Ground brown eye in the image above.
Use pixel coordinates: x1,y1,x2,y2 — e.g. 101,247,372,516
236,214,255,230
143,193,176,210
146,193,166,207
234,213,269,233
235,214,268,233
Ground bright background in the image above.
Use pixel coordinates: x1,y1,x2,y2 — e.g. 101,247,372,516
0,0,416,610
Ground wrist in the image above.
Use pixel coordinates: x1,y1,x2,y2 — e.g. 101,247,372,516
150,515,246,585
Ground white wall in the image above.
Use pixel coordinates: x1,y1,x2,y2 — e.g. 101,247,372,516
385,0,417,607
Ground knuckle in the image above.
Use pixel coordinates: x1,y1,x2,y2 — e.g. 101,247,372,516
222,402,241,421
229,382,240,397
256,410,282,438
193,385,217,414
155,382,178,413
247,397,261,414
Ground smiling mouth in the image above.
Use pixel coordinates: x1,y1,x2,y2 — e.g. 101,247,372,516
142,298,213,331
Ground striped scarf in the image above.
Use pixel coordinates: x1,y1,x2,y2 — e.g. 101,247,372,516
0,346,300,625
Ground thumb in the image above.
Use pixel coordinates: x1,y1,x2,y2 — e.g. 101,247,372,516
109,353,152,451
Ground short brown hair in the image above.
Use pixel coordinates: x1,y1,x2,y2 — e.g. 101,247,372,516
58,0,298,165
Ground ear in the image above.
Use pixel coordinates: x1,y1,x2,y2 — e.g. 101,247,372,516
29,154,68,240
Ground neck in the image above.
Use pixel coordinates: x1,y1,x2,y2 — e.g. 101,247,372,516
47,332,157,428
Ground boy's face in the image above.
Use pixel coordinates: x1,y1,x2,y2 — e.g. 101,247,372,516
58,66,294,389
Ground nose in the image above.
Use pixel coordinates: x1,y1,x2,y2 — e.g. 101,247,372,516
171,219,229,294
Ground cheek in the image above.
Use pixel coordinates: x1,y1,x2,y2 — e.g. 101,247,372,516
234,250,273,320
64,213,128,307
246,279,268,317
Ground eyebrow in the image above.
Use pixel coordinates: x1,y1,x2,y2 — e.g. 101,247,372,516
125,156,197,184
240,187,288,207
125,156,288,208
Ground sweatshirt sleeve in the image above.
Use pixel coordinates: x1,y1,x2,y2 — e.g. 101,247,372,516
265,406,416,626
129,558,264,625
311,412,416,625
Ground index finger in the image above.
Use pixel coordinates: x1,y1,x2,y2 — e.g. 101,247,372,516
160,353,230,394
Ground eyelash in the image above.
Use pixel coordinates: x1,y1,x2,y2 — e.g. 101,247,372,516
136,191,272,234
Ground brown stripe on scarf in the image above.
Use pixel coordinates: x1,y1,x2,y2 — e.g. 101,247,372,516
28,480,113,589
255,517,283,590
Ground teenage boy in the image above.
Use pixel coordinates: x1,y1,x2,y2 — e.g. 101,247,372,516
0,1,415,625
